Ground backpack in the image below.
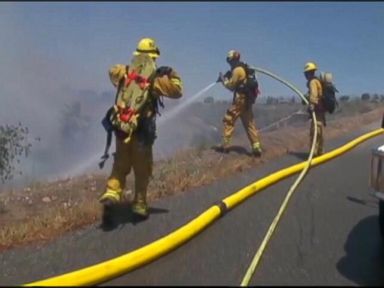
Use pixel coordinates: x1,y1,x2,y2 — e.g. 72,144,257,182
319,72,339,114
224,62,260,104
236,63,260,103
99,53,157,168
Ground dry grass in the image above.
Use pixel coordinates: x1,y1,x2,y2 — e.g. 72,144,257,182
0,105,383,251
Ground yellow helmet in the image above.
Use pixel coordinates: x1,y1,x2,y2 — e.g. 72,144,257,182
304,62,317,72
227,50,241,62
133,37,160,58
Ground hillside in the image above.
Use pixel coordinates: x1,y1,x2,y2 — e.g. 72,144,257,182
0,100,383,251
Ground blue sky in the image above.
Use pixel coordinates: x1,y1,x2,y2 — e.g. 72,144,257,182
1,2,383,102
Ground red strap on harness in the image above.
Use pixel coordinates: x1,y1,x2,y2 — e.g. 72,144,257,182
118,106,137,123
125,70,149,90
117,69,149,123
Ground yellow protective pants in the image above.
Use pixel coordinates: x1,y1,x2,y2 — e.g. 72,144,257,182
309,112,326,156
223,93,260,146
105,134,153,205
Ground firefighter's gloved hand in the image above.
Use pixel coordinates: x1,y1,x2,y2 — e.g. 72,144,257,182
224,70,232,79
301,94,309,105
156,66,173,77
217,72,225,83
307,103,315,113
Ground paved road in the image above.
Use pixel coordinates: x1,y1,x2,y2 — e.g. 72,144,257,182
1,122,384,286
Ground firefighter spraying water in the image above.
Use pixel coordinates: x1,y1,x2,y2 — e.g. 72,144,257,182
216,50,263,156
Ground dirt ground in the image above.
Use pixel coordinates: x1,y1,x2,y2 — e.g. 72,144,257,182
0,103,383,252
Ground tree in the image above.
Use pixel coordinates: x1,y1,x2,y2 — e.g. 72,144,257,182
203,96,214,104
60,101,91,142
361,93,370,101
372,93,380,103
0,123,32,183
266,96,278,105
339,95,350,102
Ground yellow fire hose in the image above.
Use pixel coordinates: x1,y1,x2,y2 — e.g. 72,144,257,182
24,71,384,286
240,67,317,286
24,129,384,286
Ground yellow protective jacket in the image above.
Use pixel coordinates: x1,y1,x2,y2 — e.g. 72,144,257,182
223,66,247,92
151,70,183,100
108,64,183,116
107,63,183,146
307,77,323,109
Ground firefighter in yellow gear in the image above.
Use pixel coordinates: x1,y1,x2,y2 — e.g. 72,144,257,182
304,61,325,157
99,38,183,218
217,50,262,156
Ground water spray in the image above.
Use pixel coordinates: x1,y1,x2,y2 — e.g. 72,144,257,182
64,82,218,177
157,82,217,127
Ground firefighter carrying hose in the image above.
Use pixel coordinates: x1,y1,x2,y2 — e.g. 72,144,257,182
216,50,262,156
303,61,326,157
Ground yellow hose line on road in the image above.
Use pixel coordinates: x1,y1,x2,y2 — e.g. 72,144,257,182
25,206,221,286
223,128,384,210
238,66,318,286
240,118,316,286
25,128,384,287
239,127,383,286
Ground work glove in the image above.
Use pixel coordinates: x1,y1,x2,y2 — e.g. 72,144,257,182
307,103,315,113
156,66,173,77
301,94,309,105
224,70,232,79
217,72,225,83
